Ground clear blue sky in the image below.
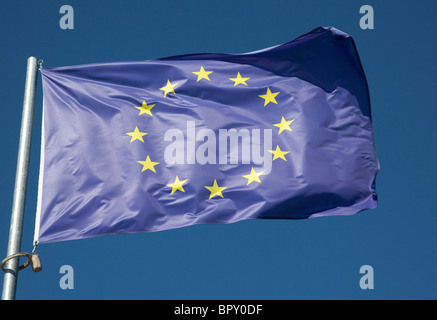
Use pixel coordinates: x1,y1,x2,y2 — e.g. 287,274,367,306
1,0,436,299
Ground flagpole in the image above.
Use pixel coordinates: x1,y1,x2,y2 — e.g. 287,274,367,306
2,56,38,300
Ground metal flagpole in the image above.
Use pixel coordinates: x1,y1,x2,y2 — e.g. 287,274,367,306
2,57,39,300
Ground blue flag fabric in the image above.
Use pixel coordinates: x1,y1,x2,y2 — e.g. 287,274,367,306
35,27,379,244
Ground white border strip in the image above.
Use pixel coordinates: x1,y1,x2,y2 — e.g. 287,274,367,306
33,102,45,245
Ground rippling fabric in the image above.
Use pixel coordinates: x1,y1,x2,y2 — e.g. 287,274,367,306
34,27,379,244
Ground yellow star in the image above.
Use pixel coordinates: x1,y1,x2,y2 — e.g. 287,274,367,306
268,145,289,161
126,126,148,143
259,87,279,106
135,100,155,117
229,72,250,86
159,80,179,97
204,180,227,199
192,66,213,82
242,167,264,185
167,176,188,195
137,156,159,173
273,116,294,134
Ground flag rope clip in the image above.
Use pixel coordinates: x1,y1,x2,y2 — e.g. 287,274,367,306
1,252,42,273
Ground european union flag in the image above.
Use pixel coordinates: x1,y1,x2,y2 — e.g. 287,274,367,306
34,27,379,244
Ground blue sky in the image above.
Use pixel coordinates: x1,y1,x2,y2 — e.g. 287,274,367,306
1,0,436,299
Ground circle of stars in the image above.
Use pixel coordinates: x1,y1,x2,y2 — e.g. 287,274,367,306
125,65,295,200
